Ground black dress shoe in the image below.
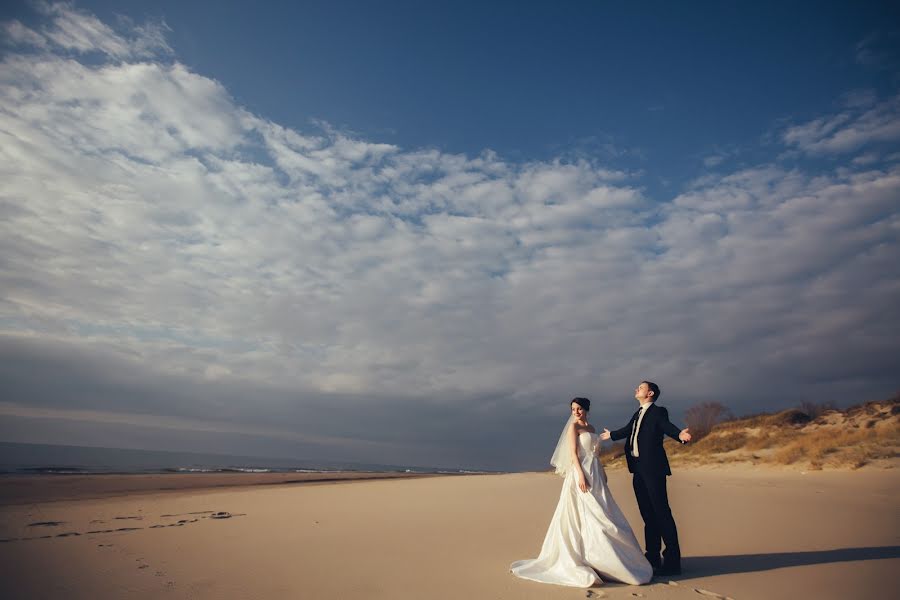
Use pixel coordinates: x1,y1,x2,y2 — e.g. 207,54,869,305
653,563,681,576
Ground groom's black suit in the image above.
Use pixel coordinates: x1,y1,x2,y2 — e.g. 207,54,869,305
610,403,683,569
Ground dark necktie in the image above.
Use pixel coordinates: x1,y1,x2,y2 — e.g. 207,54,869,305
628,409,641,454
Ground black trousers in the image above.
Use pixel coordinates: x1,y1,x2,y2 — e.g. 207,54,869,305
632,468,680,565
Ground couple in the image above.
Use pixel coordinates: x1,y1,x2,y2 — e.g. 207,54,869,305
510,381,691,588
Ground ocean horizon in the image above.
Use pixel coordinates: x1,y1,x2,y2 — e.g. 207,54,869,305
0,441,496,476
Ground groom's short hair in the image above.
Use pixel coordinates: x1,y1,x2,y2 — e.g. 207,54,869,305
642,381,661,401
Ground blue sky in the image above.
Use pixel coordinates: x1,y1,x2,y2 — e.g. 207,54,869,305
0,1,898,470
6,1,897,188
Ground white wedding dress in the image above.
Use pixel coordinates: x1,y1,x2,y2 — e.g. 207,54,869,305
510,431,653,587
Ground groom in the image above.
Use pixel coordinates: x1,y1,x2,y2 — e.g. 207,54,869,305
601,381,691,576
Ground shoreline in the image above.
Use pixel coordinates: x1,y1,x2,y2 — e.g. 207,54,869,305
4,459,893,507
0,471,469,506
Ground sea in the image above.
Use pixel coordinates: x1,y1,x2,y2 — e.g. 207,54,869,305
0,441,494,476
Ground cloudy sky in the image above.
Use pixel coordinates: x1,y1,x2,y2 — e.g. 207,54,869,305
1,1,898,471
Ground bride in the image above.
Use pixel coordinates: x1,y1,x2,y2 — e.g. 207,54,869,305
510,397,652,588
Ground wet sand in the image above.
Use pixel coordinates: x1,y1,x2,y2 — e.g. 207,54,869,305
0,471,442,506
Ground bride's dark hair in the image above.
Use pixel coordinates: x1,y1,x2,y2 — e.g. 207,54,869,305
571,397,591,411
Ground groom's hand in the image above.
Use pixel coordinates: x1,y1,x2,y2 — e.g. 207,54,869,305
600,428,611,441
679,428,692,443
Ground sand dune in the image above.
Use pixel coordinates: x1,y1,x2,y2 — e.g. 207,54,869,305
1,465,898,599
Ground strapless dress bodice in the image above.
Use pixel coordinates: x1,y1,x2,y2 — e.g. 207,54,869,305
577,431,600,459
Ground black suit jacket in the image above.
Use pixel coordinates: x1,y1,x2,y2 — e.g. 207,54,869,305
610,403,683,477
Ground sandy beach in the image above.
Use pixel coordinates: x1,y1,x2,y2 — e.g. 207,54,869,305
1,466,898,600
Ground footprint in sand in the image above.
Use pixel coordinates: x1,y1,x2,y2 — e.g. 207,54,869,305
160,511,216,517
4,510,241,546
694,588,734,600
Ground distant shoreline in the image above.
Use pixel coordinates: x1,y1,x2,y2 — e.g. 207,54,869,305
0,470,482,506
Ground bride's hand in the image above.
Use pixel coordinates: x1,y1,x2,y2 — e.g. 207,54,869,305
577,474,589,493
600,428,611,441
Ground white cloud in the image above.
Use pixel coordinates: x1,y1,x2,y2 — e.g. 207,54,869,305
37,0,171,58
703,155,725,168
2,20,50,49
782,95,900,155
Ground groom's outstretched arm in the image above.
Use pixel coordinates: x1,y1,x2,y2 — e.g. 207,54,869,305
657,406,686,441
608,419,634,441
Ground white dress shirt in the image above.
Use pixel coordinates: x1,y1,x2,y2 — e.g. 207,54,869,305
630,402,654,457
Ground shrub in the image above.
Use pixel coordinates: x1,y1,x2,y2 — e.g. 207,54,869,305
798,400,836,419
684,401,731,440
769,409,812,427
